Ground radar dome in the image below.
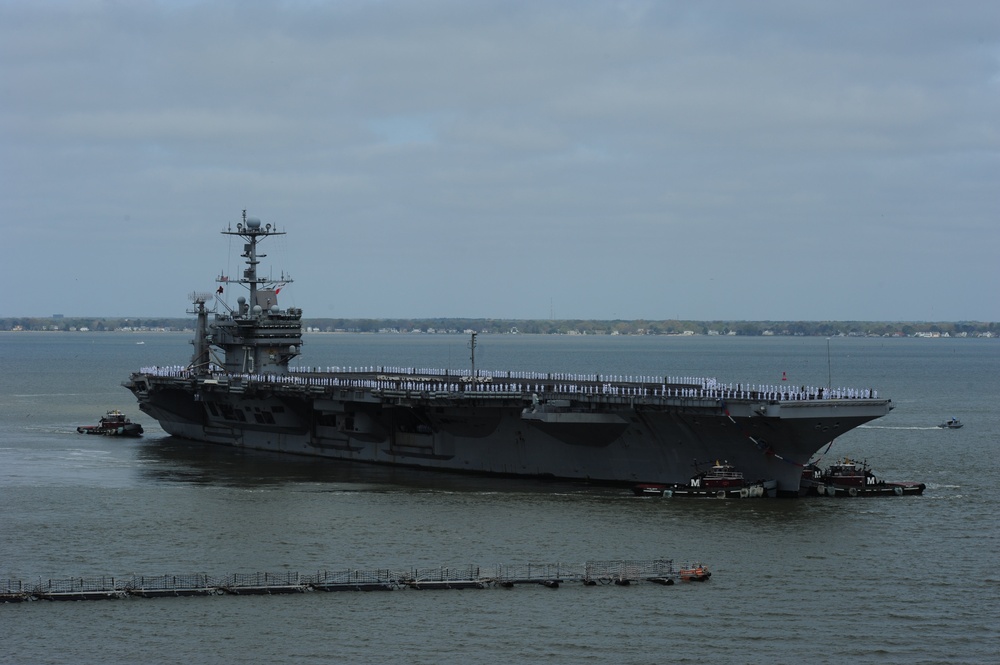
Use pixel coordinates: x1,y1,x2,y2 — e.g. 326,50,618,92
246,217,262,229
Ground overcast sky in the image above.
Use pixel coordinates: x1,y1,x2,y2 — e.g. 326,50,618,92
3,1,998,321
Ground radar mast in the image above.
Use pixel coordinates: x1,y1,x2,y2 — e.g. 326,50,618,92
192,211,303,376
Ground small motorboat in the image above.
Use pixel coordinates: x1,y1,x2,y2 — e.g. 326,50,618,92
800,458,924,497
633,461,776,498
77,410,144,437
938,418,963,429
678,564,711,582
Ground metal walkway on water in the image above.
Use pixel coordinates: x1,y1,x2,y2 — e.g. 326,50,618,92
2,559,705,602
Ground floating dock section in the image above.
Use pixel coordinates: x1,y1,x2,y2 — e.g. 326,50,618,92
2,559,700,603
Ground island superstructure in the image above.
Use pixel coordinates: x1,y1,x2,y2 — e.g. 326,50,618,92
124,212,893,495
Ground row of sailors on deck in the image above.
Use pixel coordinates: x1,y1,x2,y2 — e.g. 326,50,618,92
139,367,876,400
290,365,715,387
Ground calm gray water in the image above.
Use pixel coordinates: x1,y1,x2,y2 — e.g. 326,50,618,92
1,332,998,664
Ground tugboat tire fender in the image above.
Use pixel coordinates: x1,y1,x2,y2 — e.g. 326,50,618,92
848,487,858,497
716,490,726,499
894,486,903,496
662,489,673,499
739,488,749,499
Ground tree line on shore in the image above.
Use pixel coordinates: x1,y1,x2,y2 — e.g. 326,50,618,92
2,316,996,338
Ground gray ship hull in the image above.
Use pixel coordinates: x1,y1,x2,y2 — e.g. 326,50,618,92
126,371,891,495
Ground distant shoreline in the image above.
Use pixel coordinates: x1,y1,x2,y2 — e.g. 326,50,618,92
2,316,996,338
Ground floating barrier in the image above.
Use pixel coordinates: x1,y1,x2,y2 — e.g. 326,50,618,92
309,568,396,592
1,559,705,603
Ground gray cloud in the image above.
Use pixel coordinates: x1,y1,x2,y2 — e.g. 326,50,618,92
2,0,997,320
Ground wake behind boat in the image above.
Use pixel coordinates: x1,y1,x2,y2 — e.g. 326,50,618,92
123,212,894,496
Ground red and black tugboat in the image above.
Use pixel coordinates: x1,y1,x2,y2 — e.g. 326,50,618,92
633,461,777,499
77,410,144,437
800,458,924,497
678,564,712,581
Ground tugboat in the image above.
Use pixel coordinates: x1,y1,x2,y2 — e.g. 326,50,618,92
938,418,963,429
77,410,144,437
633,461,776,498
678,564,711,582
800,458,924,497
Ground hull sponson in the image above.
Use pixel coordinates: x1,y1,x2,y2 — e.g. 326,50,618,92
126,371,892,494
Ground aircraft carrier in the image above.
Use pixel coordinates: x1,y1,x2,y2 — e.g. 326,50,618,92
124,213,893,495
